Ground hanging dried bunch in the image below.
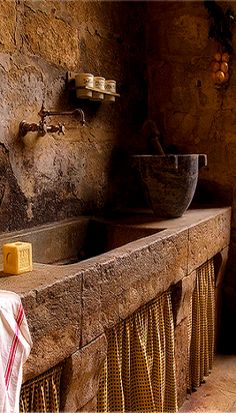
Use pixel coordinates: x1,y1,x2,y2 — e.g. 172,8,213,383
211,51,230,84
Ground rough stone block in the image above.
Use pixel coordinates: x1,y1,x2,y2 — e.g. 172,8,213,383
22,275,82,381
0,2,16,52
215,247,229,288
81,229,188,345
23,6,79,69
78,396,97,412
172,271,196,327
174,319,190,409
188,210,231,274
60,334,107,412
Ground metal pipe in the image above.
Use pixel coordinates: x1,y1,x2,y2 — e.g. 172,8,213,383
38,105,85,126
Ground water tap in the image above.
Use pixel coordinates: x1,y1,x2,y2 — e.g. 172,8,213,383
19,104,85,138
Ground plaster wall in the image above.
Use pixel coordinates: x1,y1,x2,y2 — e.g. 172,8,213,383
0,0,147,232
146,0,236,349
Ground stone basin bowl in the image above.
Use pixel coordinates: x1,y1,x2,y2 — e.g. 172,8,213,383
0,217,165,266
132,154,207,218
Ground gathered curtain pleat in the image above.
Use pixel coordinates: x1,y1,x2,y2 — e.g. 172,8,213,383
97,291,178,413
190,259,215,389
20,365,62,413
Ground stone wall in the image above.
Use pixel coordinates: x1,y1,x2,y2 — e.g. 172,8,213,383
146,0,236,351
0,0,147,232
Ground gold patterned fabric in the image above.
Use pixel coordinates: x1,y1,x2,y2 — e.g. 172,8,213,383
20,365,63,413
190,259,215,389
97,291,178,413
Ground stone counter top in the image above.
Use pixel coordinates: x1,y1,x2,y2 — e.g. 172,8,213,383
0,208,231,293
0,207,231,382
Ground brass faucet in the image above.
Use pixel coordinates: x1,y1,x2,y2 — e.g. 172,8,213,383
19,121,66,137
19,104,85,137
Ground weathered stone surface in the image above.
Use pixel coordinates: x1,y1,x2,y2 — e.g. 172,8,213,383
0,1,147,232
188,210,231,274
174,319,190,408
23,4,79,69
0,1,17,53
172,271,196,327
0,208,230,406
60,334,107,412
0,0,234,407
0,210,230,401
147,3,209,58
81,228,189,345
78,396,97,412
0,144,28,231
215,247,229,288
167,14,209,55
22,275,82,381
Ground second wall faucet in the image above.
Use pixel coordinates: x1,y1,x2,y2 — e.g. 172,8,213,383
19,103,85,138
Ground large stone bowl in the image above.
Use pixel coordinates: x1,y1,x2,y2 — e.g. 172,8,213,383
132,154,207,218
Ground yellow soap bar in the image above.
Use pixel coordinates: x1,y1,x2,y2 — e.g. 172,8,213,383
3,242,32,275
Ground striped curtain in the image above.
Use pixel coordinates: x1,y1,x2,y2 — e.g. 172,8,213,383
97,291,178,413
190,259,215,389
20,365,62,413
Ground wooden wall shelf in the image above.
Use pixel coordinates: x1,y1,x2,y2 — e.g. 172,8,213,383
76,85,120,97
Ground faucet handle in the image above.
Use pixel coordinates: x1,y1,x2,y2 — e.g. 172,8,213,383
38,120,47,136
58,123,65,135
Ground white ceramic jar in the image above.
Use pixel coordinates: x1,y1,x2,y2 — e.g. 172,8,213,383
93,76,105,100
75,73,94,98
104,79,116,101
105,79,116,93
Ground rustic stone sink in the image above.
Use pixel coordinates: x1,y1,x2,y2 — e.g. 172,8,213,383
0,216,164,266
132,154,207,218
0,207,231,401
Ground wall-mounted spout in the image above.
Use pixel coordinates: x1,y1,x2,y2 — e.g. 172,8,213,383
19,104,85,138
38,104,85,126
